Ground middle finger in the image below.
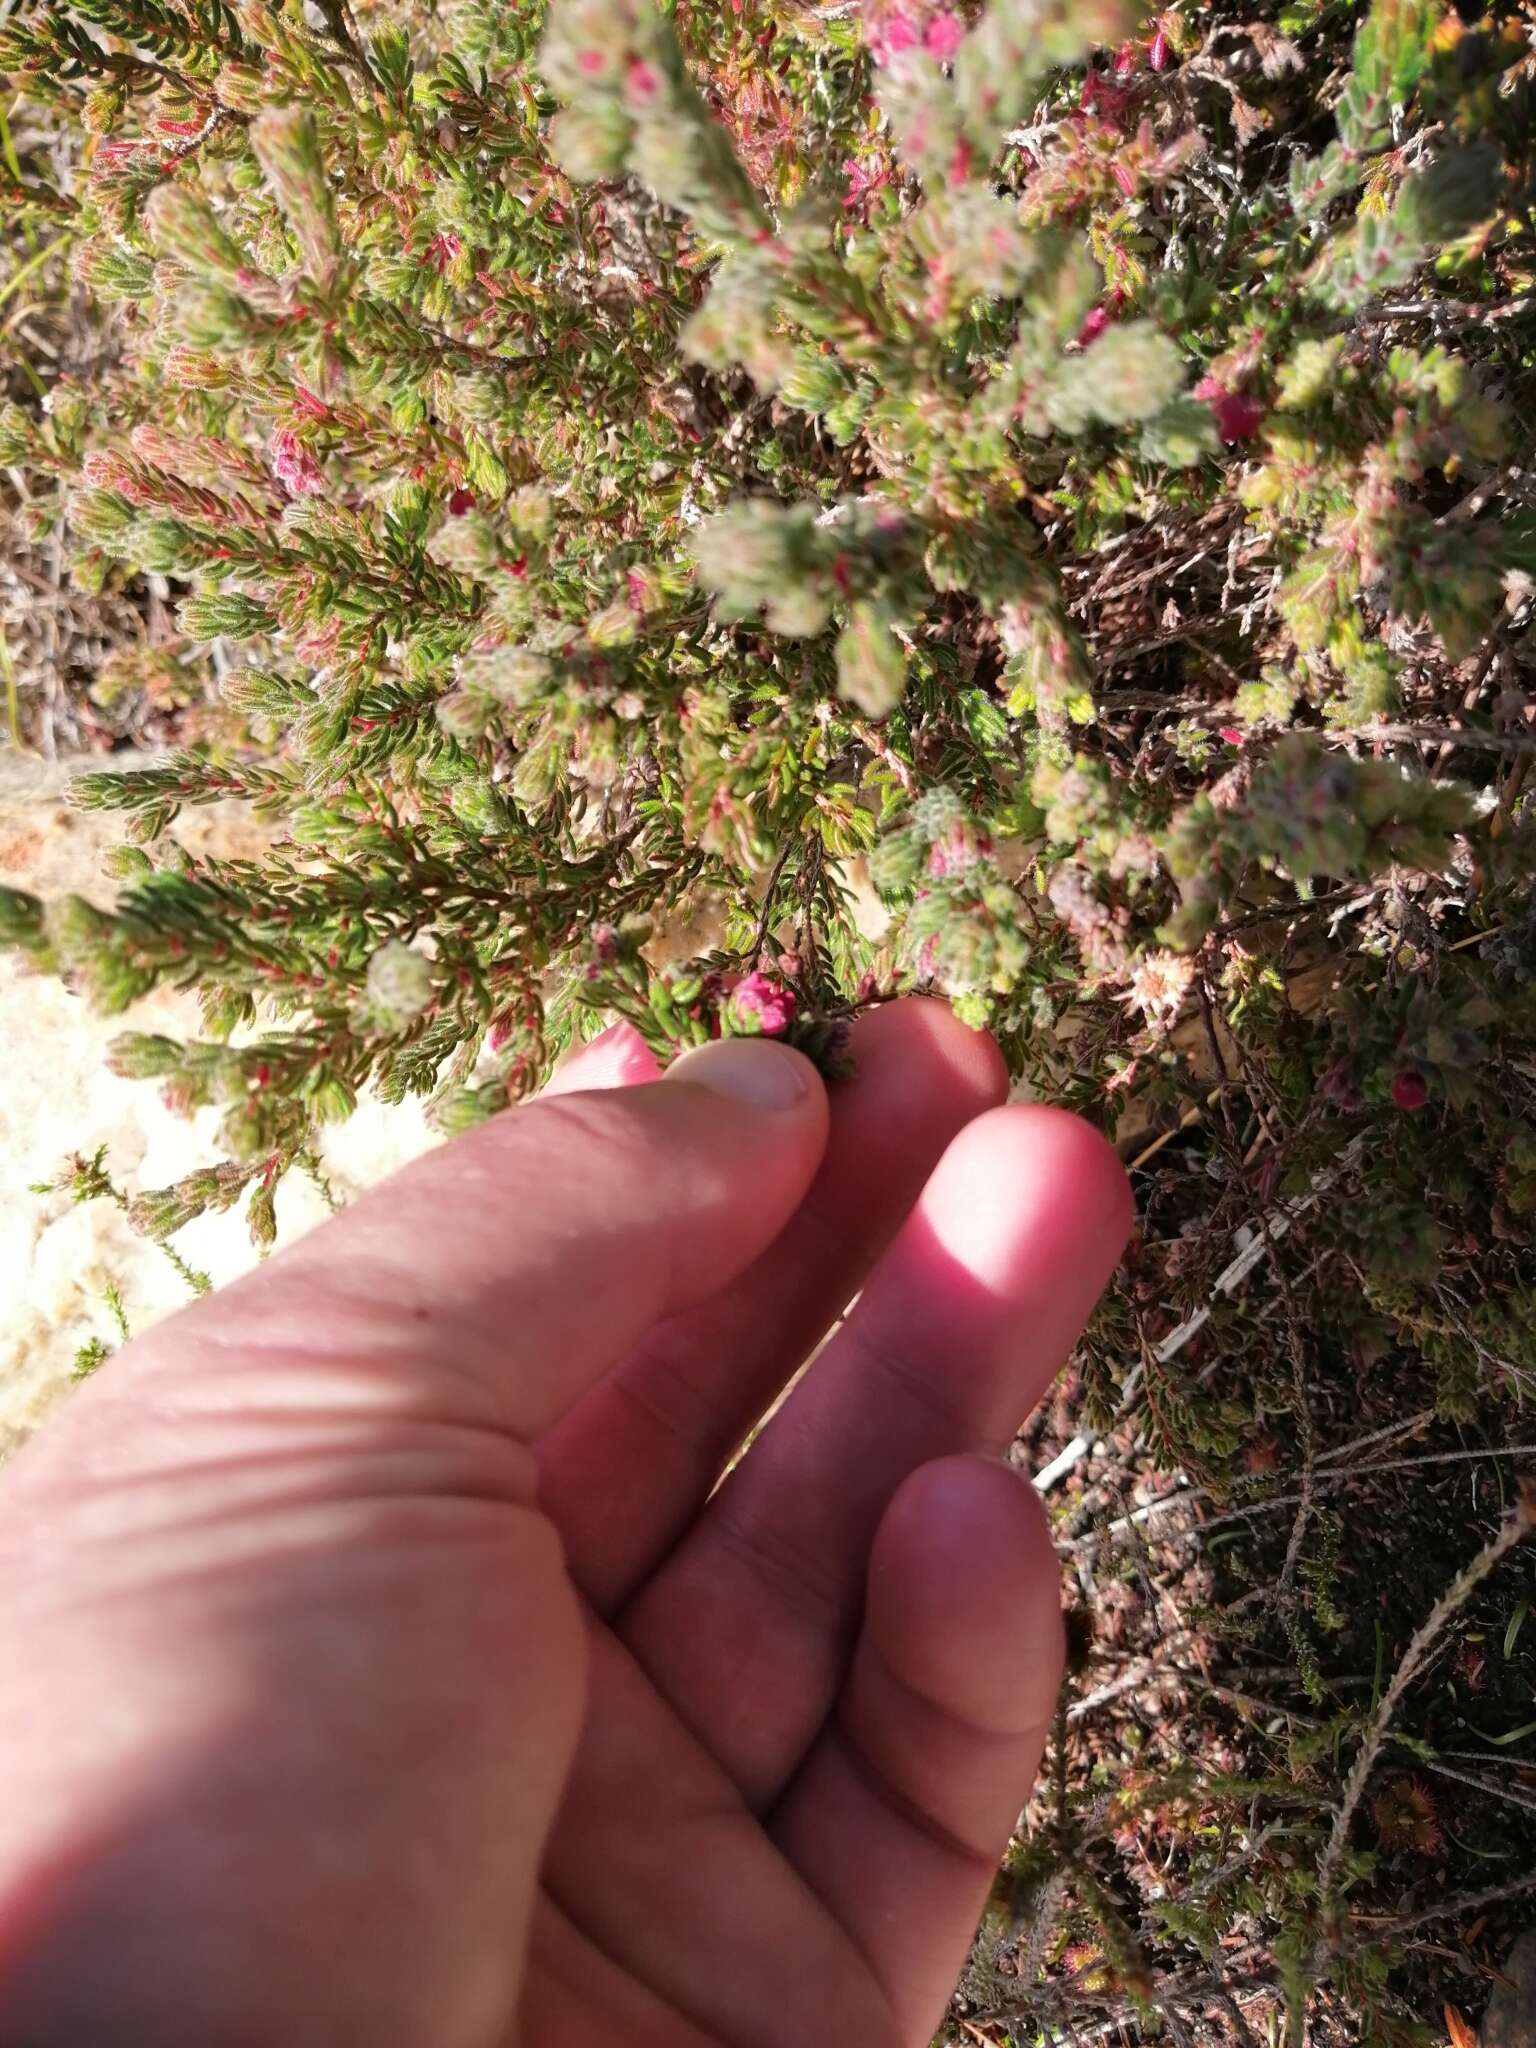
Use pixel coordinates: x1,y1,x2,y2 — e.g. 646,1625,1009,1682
615,1103,1132,1807
536,999,1006,1613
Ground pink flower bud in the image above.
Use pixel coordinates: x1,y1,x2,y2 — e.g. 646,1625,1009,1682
1391,1069,1429,1113
1196,378,1265,443
624,59,661,104
863,0,924,63
1218,393,1264,442
924,11,965,60
1076,304,1112,348
448,487,476,516
926,821,991,878
727,971,797,1037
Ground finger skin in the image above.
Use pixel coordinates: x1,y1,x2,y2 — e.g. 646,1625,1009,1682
619,1104,1131,1805
0,1040,827,2047
535,1623,890,2048
538,998,1008,1612
0,1434,587,2048
770,1455,1065,2042
543,1020,662,1097
86,1038,830,1455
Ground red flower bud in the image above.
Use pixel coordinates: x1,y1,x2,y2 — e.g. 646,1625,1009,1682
1196,376,1265,443
727,971,796,1037
625,59,661,104
1077,304,1112,348
1391,1069,1429,1112
924,11,964,60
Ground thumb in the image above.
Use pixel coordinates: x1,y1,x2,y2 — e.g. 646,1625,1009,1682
0,1037,827,2048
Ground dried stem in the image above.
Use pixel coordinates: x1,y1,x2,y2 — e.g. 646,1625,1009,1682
1317,1501,1535,1903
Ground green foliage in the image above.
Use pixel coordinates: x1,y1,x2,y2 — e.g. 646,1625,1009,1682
6,0,1536,2027
6,0,1531,1222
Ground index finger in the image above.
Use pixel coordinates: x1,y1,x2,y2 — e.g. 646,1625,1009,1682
125,1037,831,1445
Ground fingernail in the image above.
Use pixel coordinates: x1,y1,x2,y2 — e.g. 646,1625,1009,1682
543,1021,661,1097
666,1038,811,1109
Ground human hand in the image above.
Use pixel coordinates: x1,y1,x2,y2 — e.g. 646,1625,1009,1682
0,998,1130,2048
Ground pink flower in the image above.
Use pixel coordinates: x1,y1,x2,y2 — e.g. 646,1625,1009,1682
1391,1069,1429,1113
1148,26,1169,70
862,0,925,63
926,822,990,878
1218,393,1265,441
924,11,965,60
1076,304,1113,348
624,59,661,106
1119,948,1197,1026
1218,725,1245,746
728,971,797,1037
1195,376,1265,444
270,426,325,498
